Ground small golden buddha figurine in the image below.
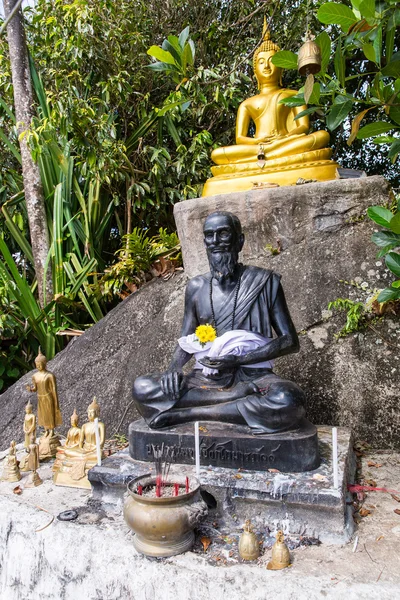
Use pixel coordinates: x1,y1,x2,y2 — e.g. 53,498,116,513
202,19,338,196
53,408,81,473
24,433,43,488
53,398,105,489
20,400,37,472
1,440,21,482
26,348,62,459
267,530,291,570
238,519,260,561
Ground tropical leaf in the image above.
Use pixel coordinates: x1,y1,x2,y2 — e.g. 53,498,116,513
357,122,396,138
315,32,331,74
367,205,394,228
317,3,357,31
271,51,298,70
389,211,400,234
326,99,352,130
147,46,177,66
377,287,400,302
386,252,400,277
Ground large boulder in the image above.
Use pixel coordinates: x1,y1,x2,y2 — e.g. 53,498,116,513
0,275,186,450
0,175,398,450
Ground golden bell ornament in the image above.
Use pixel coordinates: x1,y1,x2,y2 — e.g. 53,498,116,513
238,520,260,561
267,530,291,570
298,36,322,76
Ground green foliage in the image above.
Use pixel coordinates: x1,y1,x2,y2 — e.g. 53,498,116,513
368,199,400,301
272,0,400,166
328,298,368,337
99,228,182,300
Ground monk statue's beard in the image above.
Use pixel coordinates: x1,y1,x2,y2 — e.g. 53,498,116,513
207,249,239,282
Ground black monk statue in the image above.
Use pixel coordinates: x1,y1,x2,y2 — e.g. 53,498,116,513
133,211,307,435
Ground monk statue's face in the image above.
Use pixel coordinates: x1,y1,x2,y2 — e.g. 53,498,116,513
203,213,244,281
255,50,281,87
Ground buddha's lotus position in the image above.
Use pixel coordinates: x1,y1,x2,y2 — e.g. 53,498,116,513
65,409,81,448
54,398,105,487
53,409,81,473
1,440,21,482
202,25,337,196
133,211,307,435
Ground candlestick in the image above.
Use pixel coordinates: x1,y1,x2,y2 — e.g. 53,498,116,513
332,427,339,490
94,417,102,466
195,421,200,480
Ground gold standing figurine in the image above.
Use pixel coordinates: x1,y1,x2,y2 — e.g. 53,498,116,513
20,400,37,472
1,440,21,482
238,520,260,561
24,433,43,488
202,18,338,196
26,349,62,460
267,530,291,570
53,408,81,473
53,398,105,489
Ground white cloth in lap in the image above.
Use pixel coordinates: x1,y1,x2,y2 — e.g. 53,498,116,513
178,329,274,376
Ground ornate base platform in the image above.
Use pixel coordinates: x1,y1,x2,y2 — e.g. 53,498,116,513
129,418,320,473
38,434,59,460
53,454,96,489
89,426,355,544
202,150,339,196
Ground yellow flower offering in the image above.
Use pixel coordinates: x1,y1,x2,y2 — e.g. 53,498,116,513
195,324,217,347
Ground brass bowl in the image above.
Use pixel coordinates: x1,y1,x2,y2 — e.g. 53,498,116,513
124,474,208,557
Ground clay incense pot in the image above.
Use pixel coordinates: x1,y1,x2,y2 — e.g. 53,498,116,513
124,474,208,557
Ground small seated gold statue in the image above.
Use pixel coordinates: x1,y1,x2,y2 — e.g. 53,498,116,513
53,398,105,489
238,520,260,561
24,433,43,488
26,348,62,460
20,400,37,472
53,408,81,473
202,20,338,196
1,440,21,483
267,530,291,570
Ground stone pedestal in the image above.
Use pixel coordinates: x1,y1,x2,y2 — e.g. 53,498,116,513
129,418,320,473
89,426,355,544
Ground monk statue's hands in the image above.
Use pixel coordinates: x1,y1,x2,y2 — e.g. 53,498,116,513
160,371,183,401
199,355,240,371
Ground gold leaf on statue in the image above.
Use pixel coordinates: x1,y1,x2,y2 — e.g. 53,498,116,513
304,74,314,104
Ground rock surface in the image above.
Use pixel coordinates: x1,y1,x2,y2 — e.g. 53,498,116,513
1,449,400,599
0,176,399,450
0,275,186,450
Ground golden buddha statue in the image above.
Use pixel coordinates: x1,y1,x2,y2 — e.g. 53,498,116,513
26,348,62,459
202,21,338,196
24,433,43,488
20,400,37,472
53,408,81,473
1,440,21,482
53,398,105,490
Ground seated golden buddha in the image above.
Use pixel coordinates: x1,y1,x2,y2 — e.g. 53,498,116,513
202,25,338,197
53,398,105,489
